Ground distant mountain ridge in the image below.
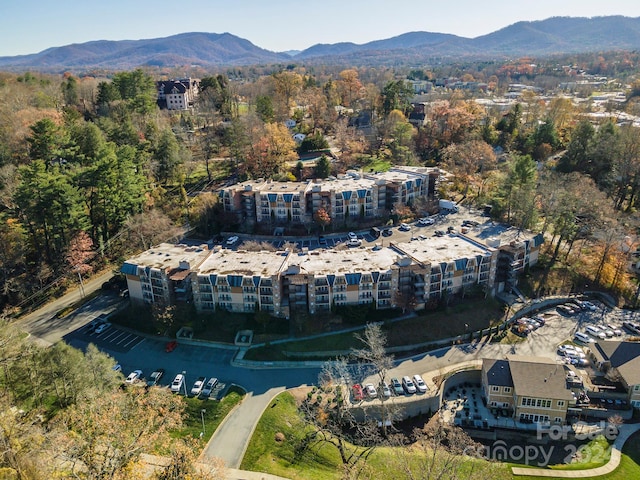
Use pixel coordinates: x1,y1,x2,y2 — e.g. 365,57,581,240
2,16,640,72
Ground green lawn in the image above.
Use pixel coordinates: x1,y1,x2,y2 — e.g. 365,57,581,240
170,386,244,443
244,297,505,361
241,391,511,480
242,391,640,480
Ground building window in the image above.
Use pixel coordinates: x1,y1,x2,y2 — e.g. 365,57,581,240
504,387,511,393
557,400,565,407
491,386,499,392
554,417,563,423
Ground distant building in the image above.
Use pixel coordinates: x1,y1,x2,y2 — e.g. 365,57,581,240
218,166,440,226
157,78,199,110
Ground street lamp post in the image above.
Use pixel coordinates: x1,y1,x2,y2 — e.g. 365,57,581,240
200,408,206,436
182,371,188,396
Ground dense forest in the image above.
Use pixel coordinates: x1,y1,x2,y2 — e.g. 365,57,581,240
2,51,640,317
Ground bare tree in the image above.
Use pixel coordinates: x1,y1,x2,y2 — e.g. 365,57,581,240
298,357,383,476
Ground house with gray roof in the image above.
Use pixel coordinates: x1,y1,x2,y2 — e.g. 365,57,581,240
482,355,574,425
590,341,640,409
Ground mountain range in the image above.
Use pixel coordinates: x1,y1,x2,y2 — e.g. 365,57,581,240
2,16,640,72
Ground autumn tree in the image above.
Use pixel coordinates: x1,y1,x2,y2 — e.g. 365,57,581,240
337,69,363,107
57,387,184,480
314,207,331,231
272,71,303,118
244,122,297,179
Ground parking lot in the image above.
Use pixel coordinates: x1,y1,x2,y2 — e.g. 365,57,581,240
68,321,146,353
220,209,487,252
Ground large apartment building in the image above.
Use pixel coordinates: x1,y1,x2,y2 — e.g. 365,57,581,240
121,223,543,318
218,167,440,225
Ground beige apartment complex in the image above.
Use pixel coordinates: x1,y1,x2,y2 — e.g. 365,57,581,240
121,222,543,319
218,167,440,225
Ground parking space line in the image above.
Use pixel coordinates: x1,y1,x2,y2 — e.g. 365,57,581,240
123,336,145,349
108,331,130,343
99,329,120,341
114,333,136,345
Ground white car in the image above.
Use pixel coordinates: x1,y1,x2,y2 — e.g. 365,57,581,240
94,322,111,334
402,376,417,394
170,374,185,394
348,232,358,240
413,374,428,393
418,217,435,226
399,223,411,231
125,370,142,384
226,236,239,245
364,383,377,398
581,301,598,311
606,323,623,336
190,376,206,396
346,238,362,247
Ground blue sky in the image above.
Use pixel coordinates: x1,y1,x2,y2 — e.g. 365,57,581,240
3,0,640,57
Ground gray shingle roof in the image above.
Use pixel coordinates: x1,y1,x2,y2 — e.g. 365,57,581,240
507,355,574,401
593,341,640,386
482,358,513,387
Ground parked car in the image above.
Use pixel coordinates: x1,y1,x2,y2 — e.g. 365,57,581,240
348,232,358,240
586,325,606,340
601,326,615,338
165,340,178,352
146,369,165,387
382,228,393,237
418,217,435,226
390,377,404,395
94,322,111,334
533,315,546,326
557,344,577,356
581,300,598,311
413,374,428,393
318,235,327,245
364,383,377,398
170,374,185,394
190,376,206,396
434,230,446,237
623,321,640,334
606,323,623,336
399,223,411,231
201,377,219,397
347,238,362,247
226,235,239,245
352,384,364,401
557,305,575,316
402,376,417,394
380,382,392,398
574,331,594,344
125,370,142,384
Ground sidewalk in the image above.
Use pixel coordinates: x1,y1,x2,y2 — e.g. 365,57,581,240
511,423,640,477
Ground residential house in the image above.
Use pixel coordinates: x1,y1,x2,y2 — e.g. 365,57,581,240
482,355,574,424
590,341,640,409
157,78,199,110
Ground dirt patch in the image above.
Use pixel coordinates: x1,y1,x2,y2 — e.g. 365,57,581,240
288,386,314,405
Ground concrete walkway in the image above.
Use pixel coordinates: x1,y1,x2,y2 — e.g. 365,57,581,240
512,423,640,477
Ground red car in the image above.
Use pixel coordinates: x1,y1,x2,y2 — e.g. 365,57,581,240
352,384,364,401
165,340,178,352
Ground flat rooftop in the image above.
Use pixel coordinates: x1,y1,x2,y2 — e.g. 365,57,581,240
125,243,210,270
394,234,493,264
288,246,399,275
198,249,289,276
